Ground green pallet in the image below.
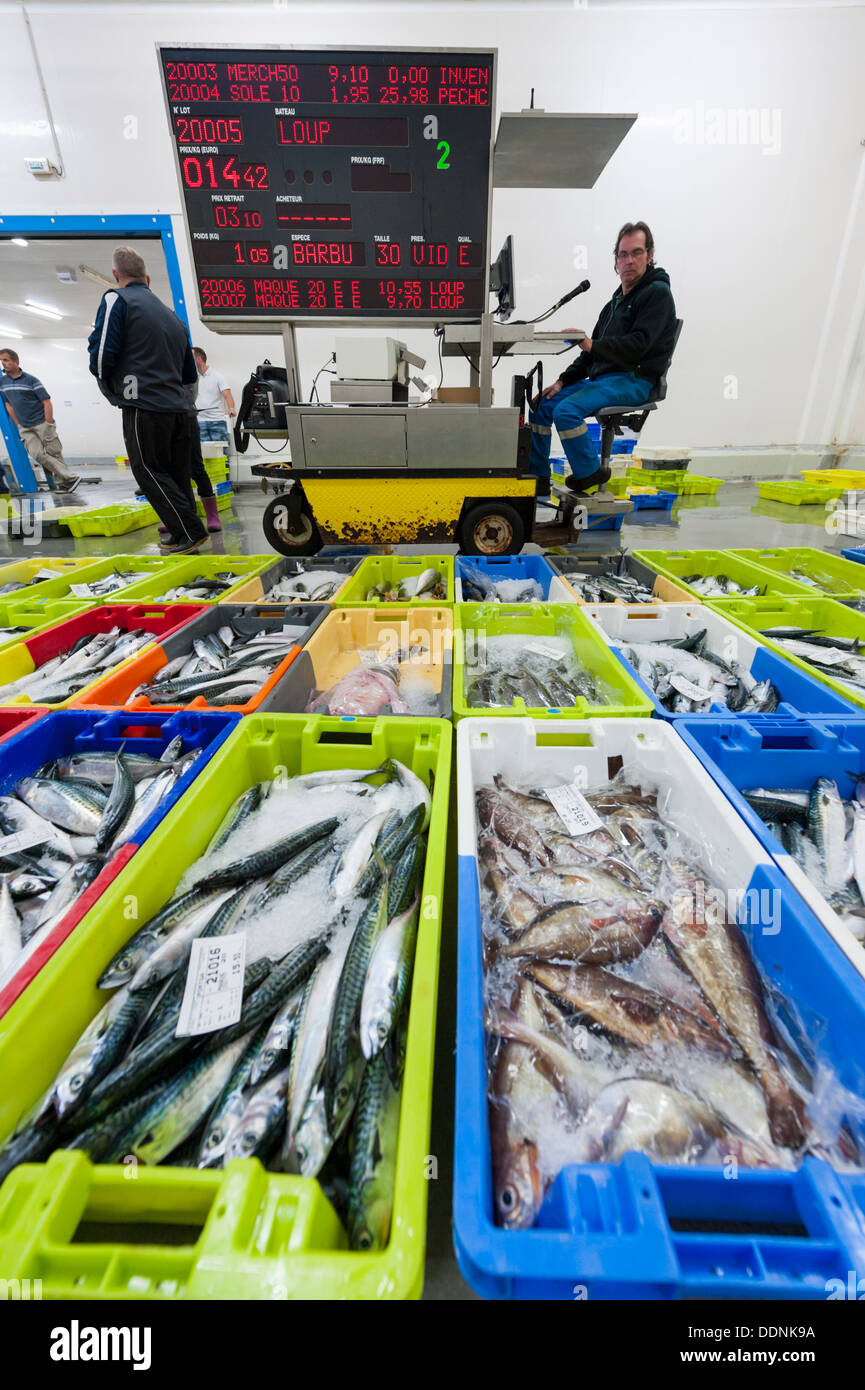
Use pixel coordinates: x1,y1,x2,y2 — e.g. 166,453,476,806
756,480,846,506
632,548,816,601
708,594,865,710
452,602,654,720
729,546,865,598
0,712,451,1300
336,555,455,607
145,554,274,603
0,556,185,613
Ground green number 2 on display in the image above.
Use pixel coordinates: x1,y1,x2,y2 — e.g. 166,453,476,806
436,140,451,169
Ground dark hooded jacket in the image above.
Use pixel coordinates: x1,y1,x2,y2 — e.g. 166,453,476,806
561,265,677,388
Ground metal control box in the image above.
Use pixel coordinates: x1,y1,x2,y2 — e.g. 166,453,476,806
283,404,520,472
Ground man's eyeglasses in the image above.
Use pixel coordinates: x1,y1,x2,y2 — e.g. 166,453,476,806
616,248,648,263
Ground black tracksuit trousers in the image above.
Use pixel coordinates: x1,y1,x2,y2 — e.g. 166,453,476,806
122,406,207,544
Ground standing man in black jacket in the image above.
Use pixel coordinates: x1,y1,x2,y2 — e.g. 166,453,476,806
87,246,209,553
528,221,677,497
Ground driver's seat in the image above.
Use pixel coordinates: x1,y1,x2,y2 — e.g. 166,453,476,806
593,318,684,470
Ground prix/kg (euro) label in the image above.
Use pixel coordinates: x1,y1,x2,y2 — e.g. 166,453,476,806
176,933,246,1037
542,782,603,836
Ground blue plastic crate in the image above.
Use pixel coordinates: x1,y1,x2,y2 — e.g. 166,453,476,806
586,603,856,721
0,707,239,851
674,715,865,980
453,716,865,1300
841,547,865,566
454,554,557,601
628,490,676,510
612,438,637,455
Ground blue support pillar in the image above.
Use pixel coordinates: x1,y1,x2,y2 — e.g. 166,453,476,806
0,398,38,492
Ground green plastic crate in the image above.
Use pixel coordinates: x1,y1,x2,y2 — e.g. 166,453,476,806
0,557,94,592
58,503,160,538
0,556,185,612
0,598,92,649
708,595,865,710
336,555,455,607
632,548,816,601
452,602,654,720
625,467,687,489
0,712,451,1300
145,554,274,603
729,546,865,599
757,480,846,506
677,475,725,496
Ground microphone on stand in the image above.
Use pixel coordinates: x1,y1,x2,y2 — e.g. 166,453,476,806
532,279,590,324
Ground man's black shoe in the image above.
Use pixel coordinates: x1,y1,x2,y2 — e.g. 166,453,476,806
566,467,612,494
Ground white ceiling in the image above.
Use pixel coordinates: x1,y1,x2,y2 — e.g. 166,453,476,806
0,237,172,342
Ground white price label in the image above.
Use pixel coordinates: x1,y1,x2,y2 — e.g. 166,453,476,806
0,827,50,857
542,782,603,836
280,625,305,638
785,643,851,667
524,640,567,663
35,568,63,580
670,673,714,703
176,933,246,1037
69,583,94,599
358,647,388,665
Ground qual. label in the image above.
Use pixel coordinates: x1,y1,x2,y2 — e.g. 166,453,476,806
784,643,852,667
176,933,246,1037
69,583,94,598
524,640,567,663
542,782,603,836
669,672,714,703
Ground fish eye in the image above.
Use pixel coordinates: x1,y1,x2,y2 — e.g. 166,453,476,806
500,1185,518,1213
70,1075,84,1093
357,1230,373,1250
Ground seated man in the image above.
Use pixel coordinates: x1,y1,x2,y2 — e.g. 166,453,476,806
529,221,677,497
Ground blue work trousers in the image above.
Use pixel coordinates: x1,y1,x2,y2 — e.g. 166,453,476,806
528,373,653,493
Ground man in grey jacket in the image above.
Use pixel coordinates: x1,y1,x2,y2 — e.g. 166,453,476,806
87,246,208,553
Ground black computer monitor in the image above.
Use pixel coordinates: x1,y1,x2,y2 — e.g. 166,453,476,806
490,235,516,320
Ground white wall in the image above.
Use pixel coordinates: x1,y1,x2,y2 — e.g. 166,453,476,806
2,0,865,459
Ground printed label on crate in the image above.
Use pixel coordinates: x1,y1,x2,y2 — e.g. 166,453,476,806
670,673,714,702
281,625,305,638
781,640,851,666
35,568,63,580
542,782,603,836
69,583,95,598
176,933,246,1037
0,827,50,857
524,640,567,663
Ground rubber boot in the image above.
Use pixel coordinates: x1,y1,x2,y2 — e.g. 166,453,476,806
202,495,221,532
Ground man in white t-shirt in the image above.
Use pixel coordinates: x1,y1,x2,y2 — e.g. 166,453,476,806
193,347,236,446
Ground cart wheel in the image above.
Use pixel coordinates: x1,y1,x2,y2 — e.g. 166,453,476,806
262,494,322,556
457,501,525,556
